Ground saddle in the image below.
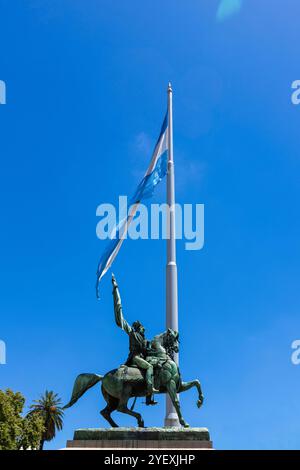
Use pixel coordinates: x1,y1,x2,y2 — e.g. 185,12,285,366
118,364,161,389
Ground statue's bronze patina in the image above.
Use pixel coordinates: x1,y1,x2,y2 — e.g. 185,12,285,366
112,274,159,406
64,275,204,428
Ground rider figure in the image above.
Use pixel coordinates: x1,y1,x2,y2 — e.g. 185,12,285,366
112,274,159,405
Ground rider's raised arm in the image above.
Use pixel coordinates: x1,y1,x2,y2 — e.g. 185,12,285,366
112,274,132,335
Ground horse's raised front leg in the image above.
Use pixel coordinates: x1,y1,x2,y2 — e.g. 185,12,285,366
166,379,189,428
178,380,204,408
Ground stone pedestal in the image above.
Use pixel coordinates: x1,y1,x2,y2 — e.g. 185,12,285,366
66,427,213,449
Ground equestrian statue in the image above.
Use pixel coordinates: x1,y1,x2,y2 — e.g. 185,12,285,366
64,274,204,428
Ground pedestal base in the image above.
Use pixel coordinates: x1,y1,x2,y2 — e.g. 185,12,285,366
66,427,213,449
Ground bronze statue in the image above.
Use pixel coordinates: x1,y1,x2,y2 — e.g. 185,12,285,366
112,274,159,405
64,274,204,428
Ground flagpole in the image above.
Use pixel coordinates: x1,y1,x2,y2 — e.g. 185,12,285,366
165,82,180,427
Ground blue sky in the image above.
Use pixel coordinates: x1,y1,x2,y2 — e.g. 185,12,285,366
1,0,300,449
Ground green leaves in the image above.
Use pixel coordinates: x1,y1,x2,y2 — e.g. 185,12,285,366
29,390,64,449
0,389,44,450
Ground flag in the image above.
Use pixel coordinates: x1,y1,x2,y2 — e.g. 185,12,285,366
96,111,168,297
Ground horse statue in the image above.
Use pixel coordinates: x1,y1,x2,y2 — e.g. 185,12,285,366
64,327,204,428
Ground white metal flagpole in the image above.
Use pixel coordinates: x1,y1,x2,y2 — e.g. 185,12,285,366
164,82,180,427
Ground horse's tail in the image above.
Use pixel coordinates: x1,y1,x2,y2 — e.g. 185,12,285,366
63,373,103,409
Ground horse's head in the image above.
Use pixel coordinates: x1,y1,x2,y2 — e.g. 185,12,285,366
162,328,179,359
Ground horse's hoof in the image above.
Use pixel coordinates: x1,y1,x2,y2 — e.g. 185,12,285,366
180,421,189,428
197,399,203,408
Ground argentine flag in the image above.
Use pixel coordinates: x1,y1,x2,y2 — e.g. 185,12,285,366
96,111,169,297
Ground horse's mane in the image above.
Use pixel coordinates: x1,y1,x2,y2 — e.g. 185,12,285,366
152,332,164,344
151,330,177,360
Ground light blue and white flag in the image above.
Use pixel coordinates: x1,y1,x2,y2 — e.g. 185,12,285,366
96,111,168,297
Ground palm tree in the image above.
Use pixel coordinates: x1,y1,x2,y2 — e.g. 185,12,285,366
29,390,64,450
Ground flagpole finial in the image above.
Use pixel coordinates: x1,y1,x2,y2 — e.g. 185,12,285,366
168,82,172,92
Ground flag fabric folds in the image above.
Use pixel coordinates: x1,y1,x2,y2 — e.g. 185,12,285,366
96,111,169,297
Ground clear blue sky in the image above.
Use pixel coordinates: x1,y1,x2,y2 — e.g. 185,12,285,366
1,0,300,450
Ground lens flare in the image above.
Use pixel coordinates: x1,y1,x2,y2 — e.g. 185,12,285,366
217,0,243,22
